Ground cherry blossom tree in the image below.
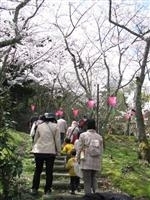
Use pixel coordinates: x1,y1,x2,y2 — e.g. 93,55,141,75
1,0,150,136
52,1,148,132
109,0,150,162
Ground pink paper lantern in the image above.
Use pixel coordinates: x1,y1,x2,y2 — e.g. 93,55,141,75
87,99,95,109
55,109,63,117
31,104,36,112
72,109,79,117
55,111,59,116
108,96,117,107
59,110,63,116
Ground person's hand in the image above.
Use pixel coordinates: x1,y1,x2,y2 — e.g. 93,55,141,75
76,156,80,164
74,157,77,161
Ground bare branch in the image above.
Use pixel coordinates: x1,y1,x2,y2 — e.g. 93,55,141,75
108,0,150,41
0,0,45,48
0,36,22,48
22,0,45,30
66,4,94,38
14,0,31,35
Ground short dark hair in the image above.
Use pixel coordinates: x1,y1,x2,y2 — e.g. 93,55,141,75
64,137,71,144
70,149,76,156
87,119,96,129
39,115,45,120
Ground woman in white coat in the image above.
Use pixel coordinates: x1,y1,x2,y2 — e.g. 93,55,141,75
30,113,61,196
76,119,103,195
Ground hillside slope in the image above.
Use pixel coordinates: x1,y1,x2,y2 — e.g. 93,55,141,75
7,131,150,199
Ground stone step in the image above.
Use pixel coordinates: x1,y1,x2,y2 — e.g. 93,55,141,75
55,159,66,165
42,190,130,200
42,192,84,200
41,179,105,190
56,155,66,160
40,180,84,190
41,185,116,200
53,165,67,173
41,172,69,179
29,155,66,166
53,172,69,177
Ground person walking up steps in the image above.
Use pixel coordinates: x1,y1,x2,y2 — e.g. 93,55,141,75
61,137,74,163
57,116,67,145
66,121,79,144
66,149,80,195
30,114,45,142
76,118,103,195
30,112,61,197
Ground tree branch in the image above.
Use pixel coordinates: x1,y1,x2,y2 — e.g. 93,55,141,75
0,36,22,48
108,0,149,41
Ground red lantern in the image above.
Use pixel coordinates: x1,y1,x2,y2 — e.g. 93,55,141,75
72,108,79,117
31,104,36,112
108,96,117,107
87,99,95,109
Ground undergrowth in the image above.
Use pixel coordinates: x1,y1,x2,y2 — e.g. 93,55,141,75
1,131,150,199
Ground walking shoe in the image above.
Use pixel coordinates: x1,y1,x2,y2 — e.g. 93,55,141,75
70,191,76,195
30,188,38,195
44,189,52,194
43,190,51,198
77,187,81,192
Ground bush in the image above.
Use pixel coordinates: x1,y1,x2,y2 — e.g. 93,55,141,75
0,127,23,199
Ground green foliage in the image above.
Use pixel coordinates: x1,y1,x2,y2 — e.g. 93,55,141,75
0,128,24,199
103,135,150,198
139,142,149,150
1,130,150,199
19,132,150,199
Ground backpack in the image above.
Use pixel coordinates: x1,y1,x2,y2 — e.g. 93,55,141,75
88,139,101,157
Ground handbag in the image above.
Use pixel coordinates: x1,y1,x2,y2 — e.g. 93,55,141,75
74,161,83,178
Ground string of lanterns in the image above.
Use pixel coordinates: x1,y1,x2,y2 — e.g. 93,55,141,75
31,96,138,119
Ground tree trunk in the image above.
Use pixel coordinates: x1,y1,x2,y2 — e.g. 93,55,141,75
125,117,131,136
135,40,150,162
135,77,146,142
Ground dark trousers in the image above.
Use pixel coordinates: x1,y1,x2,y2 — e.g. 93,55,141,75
32,153,55,193
60,132,65,144
70,176,80,192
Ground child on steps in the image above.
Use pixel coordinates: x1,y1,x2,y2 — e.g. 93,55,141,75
61,137,74,163
65,149,80,195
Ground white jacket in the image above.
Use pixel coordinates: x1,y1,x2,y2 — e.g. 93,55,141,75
31,122,61,155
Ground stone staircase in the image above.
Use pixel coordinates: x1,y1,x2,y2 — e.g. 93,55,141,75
27,153,109,200
25,142,132,200
41,154,113,200
42,155,85,199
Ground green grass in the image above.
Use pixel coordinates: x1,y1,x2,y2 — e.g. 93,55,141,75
3,131,150,199
102,134,150,198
